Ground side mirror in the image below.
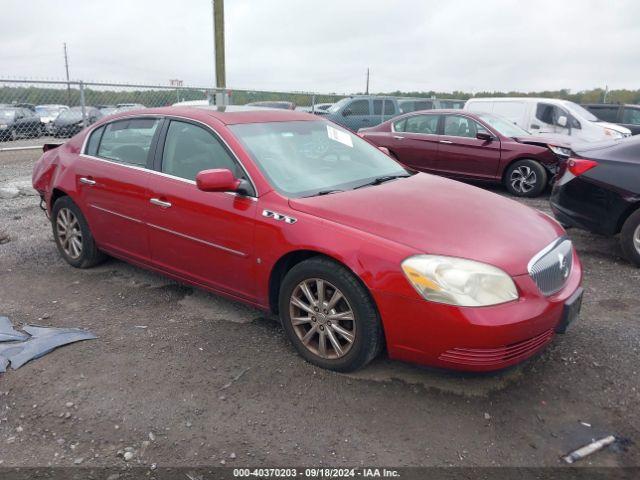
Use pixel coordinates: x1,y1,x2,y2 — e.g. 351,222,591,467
377,146,391,156
557,115,568,127
476,132,493,141
196,169,241,193
342,108,352,117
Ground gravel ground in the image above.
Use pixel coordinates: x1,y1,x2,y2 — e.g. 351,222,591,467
0,151,638,469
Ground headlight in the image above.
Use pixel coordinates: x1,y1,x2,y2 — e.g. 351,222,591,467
548,145,571,157
604,128,623,139
401,255,519,307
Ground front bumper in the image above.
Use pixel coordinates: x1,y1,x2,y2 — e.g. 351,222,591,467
373,250,583,371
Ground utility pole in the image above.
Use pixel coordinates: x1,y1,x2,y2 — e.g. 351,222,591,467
365,68,370,95
213,0,226,104
63,43,71,105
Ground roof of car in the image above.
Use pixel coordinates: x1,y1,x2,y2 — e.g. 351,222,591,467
104,105,319,125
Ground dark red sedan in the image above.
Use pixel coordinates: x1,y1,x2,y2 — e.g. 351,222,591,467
33,107,583,372
359,110,571,197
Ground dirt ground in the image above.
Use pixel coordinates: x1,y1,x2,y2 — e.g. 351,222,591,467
0,150,638,469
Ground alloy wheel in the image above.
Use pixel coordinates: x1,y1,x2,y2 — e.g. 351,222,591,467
510,166,537,194
56,207,83,259
289,278,356,359
634,224,640,254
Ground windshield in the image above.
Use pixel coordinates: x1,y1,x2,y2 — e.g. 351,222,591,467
327,98,351,113
0,109,17,120
57,109,83,121
230,120,410,197
562,101,599,122
476,112,530,137
36,106,65,116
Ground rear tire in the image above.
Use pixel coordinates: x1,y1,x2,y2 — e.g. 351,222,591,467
51,196,107,268
620,209,640,267
504,159,548,197
278,257,383,372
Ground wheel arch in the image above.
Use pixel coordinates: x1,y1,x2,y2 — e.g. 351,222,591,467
267,249,378,318
50,187,69,209
617,201,640,234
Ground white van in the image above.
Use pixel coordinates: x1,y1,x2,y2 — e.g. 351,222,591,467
464,97,631,142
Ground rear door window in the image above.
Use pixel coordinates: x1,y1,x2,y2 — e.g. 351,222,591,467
96,118,160,167
404,115,439,134
373,100,396,115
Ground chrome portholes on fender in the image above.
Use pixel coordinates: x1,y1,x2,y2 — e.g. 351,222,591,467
262,210,297,224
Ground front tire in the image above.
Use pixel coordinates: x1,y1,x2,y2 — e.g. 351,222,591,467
620,209,640,267
504,159,548,197
51,196,106,268
278,257,383,372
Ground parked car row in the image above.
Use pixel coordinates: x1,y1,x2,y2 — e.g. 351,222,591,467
359,109,571,197
0,102,151,141
314,95,465,131
32,106,586,374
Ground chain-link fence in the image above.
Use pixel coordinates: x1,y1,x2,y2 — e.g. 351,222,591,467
0,78,452,167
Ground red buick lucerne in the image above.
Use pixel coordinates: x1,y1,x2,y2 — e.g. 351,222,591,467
359,110,572,197
32,107,583,372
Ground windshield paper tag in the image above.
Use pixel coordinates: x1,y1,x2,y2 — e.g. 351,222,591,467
326,125,353,147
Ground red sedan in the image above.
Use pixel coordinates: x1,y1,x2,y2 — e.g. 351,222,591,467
32,107,583,372
359,110,571,197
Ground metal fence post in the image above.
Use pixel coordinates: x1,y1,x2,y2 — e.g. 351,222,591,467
311,94,316,113
79,81,87,127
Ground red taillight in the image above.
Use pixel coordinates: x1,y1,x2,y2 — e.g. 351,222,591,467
567,158,598,176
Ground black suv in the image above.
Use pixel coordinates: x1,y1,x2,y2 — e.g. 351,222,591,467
583,103,640,135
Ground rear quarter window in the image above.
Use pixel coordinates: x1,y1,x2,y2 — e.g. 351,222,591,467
85,126,105,156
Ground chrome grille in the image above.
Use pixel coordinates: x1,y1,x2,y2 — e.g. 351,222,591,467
528,238,573,296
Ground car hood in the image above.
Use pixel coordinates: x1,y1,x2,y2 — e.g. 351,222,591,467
513,134,573,148
598,121,631,135
288,173,564,276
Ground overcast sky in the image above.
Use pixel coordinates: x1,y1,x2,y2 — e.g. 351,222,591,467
2,0,639,93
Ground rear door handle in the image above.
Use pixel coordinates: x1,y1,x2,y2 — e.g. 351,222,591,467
150,198,172,208
393,135,405,140
79,177,96,186
530,124,540,129
439,140,453,144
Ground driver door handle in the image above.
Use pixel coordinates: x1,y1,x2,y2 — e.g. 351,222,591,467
79,177,96,186
150,198,172,208
393,135,405,140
